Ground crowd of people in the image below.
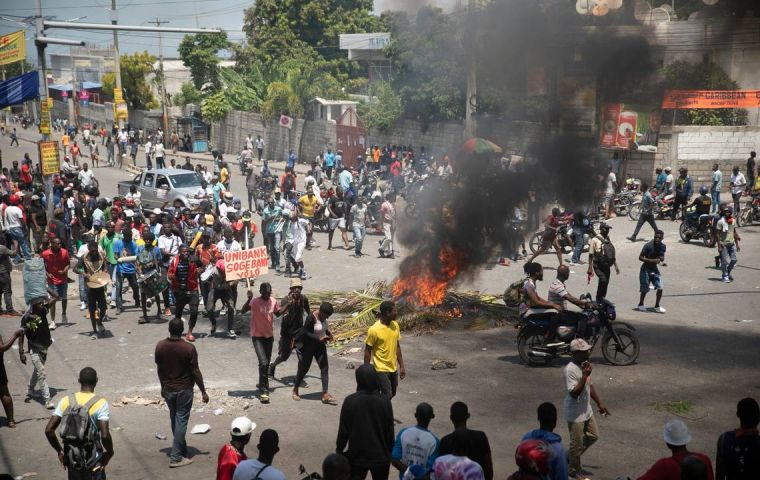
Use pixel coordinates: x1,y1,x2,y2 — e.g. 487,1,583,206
0,124,757,480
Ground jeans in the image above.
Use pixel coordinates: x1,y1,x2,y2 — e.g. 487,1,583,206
571,230,585,263
631,213,658,239
174,290,199,330
161,266,175,307
156,156,166,169
107,263,117,302
270,335,299,373
252,336,274,392
114,271,140,310
720,243,737,278
711,190,721,213
732,193,742,224
163,389,194,462
0,271,14,311
568,416,599,475
28,346,50,401
266,232,281,269
8,227,31,262
200,280,211,307
207,288,233,331
87,286,107,328
353,225,365,254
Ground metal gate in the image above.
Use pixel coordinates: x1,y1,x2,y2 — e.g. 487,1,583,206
335,107,365,169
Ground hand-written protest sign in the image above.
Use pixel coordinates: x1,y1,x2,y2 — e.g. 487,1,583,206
224,247,269,281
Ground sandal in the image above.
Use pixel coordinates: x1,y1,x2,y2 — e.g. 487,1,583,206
322,394,337,405
7,420,16,428
292,392,301,401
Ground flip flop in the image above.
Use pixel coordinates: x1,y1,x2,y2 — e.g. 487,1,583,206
322,395,337,405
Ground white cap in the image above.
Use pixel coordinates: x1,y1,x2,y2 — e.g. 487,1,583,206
230,417,256,437
663,419,691,446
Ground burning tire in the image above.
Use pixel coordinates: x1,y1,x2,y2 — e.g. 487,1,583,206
601,327,639,366
517,330,550,366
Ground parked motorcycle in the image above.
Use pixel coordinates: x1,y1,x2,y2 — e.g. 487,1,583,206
628,190,681,221
516,295,639,367
611,189,639,216
740,193,760,226
679,207,717,247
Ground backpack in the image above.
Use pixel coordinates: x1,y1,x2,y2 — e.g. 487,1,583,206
595,236,616,267
503,278,526,307
58,394,104,470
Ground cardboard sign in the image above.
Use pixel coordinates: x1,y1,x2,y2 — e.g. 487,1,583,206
662,90,760,109
223,247,269,281
39,141,60,176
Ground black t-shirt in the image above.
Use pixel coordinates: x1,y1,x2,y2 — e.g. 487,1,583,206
29,204,47,227
439,429,491,471
694,195,711,215
328,197,347,218
21,311,52,349
640,240,666,273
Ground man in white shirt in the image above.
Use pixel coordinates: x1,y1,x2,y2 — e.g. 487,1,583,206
155,142,166,169
233,429,285,480
77,163,95,188
5,196,31,263
255,136,265,161
730,166,747,223
158,224,180,315
144,140,153,169
564,338,609,478
604,166,617,219
61,156,78,176
245,134,253,151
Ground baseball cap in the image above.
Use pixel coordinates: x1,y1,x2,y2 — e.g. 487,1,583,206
205,214,215,225
570,338,592,352
230,417,256,437
663,419,691,446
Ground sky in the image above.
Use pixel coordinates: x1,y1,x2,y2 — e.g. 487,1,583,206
0,0,459,65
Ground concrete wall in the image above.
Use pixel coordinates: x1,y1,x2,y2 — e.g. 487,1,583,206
210,110,306,163
366,119,464,159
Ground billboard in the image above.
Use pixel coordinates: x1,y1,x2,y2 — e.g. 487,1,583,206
662,90,760,109
599,103,661,152
0,31,26,66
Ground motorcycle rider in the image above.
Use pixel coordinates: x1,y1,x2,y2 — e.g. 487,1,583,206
685,186,712,232
671,167,693,220
545,265,592,345
519,263,561,344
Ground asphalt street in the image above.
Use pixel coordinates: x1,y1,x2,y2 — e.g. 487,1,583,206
0,127,758,479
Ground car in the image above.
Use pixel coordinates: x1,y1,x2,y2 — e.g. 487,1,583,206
117,168,204,210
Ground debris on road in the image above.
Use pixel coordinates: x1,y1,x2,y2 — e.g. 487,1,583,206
345,361,356,369
431,359,457,370
155,433,167,440
214,408,225,416
113,395,163,407
190,424,211,434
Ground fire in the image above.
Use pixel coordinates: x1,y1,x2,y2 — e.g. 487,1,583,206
392,246,466,307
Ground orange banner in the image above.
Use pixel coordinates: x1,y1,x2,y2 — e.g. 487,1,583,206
662,90,760,109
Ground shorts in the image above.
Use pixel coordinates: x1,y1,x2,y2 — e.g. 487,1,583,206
329,218,346,230
639,269,663,293
48,282,68,299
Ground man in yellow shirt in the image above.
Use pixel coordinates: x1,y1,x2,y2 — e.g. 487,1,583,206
45,367,114,476
220,161,231,189
298,191,320,249
364,300,405,398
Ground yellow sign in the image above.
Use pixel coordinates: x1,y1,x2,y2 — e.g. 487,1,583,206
114,88,123,103
39,141,60,176
47,97,53,108
0,30,26,66
39,100,51,135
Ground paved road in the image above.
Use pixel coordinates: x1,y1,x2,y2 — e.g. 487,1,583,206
0,128,759,479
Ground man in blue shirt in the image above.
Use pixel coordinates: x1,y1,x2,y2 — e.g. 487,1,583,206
522,402,569,480
324,149,335,180
112,229,141,315
628,182,658,242
392,403,440,479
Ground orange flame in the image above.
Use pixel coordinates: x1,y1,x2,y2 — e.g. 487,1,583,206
392,246,466,307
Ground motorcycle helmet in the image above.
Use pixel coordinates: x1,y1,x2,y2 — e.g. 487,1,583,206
699,186,708,195
514,439,552,475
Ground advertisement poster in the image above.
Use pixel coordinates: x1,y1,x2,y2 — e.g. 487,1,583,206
662,90,760,109
599,103,661,152
223,247,269,281
39,100,51,134
39,141,60,176
0,31,26,66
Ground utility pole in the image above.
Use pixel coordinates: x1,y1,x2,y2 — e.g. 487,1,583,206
35,0,54,225
68,47,77,126
148,17,169,143
111,0,124,131
464,0,477,139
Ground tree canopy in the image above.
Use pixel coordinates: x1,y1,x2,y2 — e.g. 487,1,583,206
178,31,231,91
116,51,159,110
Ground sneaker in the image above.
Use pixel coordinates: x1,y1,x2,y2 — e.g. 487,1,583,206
146,298,153,308
109,301,116,309
654,306,667,313
299,270,308,280
722,276,730,283
220,308,227,316
80,302,87,311
636,305,647,312
228,331,237,339
48,321,57,330
210,326,217,336
169,457,194,468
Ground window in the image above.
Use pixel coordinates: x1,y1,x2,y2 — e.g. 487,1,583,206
156,175,170,189
143,173,155,187
168,173,202,189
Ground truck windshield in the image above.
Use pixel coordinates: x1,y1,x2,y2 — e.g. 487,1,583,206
169,173,202,189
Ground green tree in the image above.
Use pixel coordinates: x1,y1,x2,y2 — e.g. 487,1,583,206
357,81,402,134
201,90,231,121
119,51,159,110
663,60,748,126
101,72,116,102
178,31,231,91
261,81,302,119
172,82,203,106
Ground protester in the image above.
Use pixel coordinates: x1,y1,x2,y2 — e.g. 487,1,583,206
564,338,609,478
337,364,395,480
365,300,406,398
327,187,350,250
379,193,396,259
269,278,309,378
628,182,658,242
76,239,109,338
350,195,369,257
439,401,493,480
636,230,667,313
5,194,31,264
588,223,619,302
262,198,284,272
112,228,141,315
217,417,255,480
155,318,210,468
672,167,693,220
715,397,760,480
711,164,723,214
293,302,336,404
716,206,740,283
44,367,114,479
167,245,201,340
729,166,746,225
432,429,485,480
521,402,568,480
19,297,55,409
0,328,24,427
527,207,564,267
136,230,164,323
392,402,439,479
746,151,756,194
42,237,70,327
207,257,237,338
233,429,286,480
241,282,281,401
636,420,714,480
604,165,617,218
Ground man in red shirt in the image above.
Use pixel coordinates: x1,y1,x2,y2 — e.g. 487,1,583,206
41,237,70,328
216,416,254,480
637,419,714,480
242,282,281,403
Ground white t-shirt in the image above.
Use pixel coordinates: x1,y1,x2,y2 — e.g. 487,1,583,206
731,172,746,195
605,172,616,195
203,171,213,183
78,169,95,187
233,459,285,480
117,131,128,143
154,143,165,158
144,142,153,156
246,136,253,150
564,361,593,423
157,234,180,258
4,205,24,229
77,244,105,258
255,138,264,150
217,239,242,254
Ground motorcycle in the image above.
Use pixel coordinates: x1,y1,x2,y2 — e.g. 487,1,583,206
628,190,681,221
516,295,640,367
739,193,760,225
611,189,639,217
679,207,717,247
528,212,596,255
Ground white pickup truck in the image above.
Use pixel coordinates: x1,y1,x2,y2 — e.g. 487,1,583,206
117,168,204,210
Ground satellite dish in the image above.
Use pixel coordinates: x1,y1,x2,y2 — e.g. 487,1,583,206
648,6,671,23
607,0,623,9
634,0,653,22
703,0,719,5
